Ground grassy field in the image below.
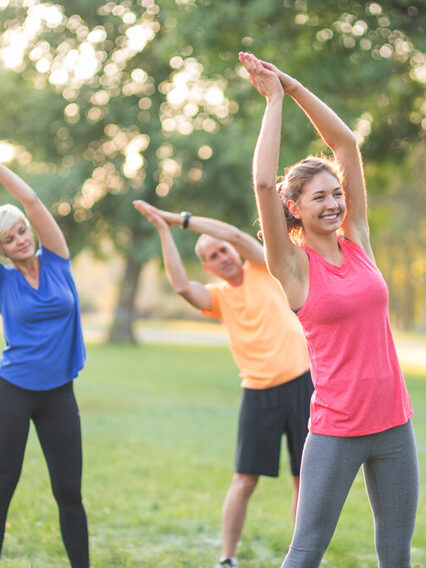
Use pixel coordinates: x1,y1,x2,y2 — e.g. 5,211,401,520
1,343,425,567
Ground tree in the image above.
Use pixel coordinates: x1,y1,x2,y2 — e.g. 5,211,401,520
369,144,426,329
0,0,255,341
185,0,426,327
0,0,424,334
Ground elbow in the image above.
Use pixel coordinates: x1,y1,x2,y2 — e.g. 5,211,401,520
332,130,360,156
266,260,282,281
341,130,358,149
24,192,41,208
253,164,277,192
226,226,245,246
254,178,275,193
175,284,191,297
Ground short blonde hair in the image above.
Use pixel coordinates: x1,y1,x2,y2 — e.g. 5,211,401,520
0,204,31,256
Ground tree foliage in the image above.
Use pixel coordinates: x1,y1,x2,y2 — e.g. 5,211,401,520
0,0,424,333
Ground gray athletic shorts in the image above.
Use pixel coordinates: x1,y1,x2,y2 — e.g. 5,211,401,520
235,370,313,477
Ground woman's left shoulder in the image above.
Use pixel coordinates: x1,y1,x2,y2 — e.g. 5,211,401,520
38,246,72,274
39,245,71,263
341,231,375,264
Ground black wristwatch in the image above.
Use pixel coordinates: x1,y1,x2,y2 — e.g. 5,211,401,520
180,211,192,229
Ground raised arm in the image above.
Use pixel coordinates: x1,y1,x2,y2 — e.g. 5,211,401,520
133,200,265,266
239,52,309,309
133,200,212,311
0,164,68,258
261,59,371,255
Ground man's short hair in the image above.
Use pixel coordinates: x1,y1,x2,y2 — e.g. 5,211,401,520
195,234,209,261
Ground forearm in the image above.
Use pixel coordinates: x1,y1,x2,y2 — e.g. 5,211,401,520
253,94,284,191
0,164,38,207
187,215,242,243
158,227,191,295
287,81,356,152
252,95,294,275
157,226,211,309
164,210,240,242
164,210,264,264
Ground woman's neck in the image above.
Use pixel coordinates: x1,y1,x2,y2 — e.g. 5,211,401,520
13,255,40,286
304,232,344,267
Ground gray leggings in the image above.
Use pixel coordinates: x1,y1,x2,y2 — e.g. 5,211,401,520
281,420,418,568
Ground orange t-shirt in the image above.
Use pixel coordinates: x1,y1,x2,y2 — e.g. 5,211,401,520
201,261,309,389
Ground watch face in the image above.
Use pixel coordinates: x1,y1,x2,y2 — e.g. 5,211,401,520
181,211,191,228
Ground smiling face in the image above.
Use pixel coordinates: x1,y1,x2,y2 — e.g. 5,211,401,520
0,220,36,262
199,236,243,282
288,170,346,237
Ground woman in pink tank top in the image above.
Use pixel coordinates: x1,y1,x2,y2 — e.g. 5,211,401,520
239,52,418,568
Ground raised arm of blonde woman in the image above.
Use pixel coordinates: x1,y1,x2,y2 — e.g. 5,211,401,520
0,164,68,258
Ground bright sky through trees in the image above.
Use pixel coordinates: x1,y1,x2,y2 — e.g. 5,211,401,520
0,0,424,336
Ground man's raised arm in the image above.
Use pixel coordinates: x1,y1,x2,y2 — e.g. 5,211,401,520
133,200,265,266
133,200,212,311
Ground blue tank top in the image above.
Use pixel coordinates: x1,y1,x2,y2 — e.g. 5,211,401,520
0,246,86,390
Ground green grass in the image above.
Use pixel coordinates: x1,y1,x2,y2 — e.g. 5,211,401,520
2,343,425,567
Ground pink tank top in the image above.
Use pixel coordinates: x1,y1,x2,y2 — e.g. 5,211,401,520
297,238,413,436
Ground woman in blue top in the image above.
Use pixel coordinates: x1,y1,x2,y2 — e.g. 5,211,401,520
0,164,89,567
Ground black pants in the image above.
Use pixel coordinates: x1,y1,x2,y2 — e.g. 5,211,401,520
0,377,89,567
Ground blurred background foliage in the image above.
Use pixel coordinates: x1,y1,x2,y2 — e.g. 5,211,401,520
0,0,424,340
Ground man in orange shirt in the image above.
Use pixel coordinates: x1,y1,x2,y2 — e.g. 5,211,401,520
133,200,313,568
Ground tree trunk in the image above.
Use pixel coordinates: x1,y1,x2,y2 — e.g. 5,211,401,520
108,256,143,343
